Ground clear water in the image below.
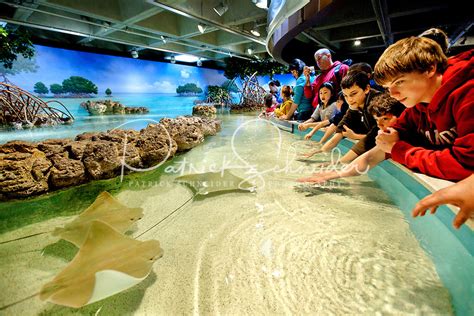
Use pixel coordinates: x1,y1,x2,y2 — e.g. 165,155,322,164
0,114,453,314
0,93,201,144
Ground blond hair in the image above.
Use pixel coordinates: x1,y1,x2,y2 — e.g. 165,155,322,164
374,37,448,86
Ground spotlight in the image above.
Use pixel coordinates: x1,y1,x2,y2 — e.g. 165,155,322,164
198,23,207,34
250,22,260,37
354,39,361,46
161,35,167,43
131,49,138,58
170,55,176,64
252,0,268,9
460,36,467,45
213,1,228,16
246,47,254,55
197,58,202,67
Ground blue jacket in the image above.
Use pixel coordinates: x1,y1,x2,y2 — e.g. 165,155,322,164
293,74,314,114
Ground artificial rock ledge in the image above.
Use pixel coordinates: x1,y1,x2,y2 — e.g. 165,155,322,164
0,116,221,200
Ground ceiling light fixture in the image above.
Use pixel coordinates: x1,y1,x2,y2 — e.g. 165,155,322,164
250,22,260,37
247,47,254,55
252,0,268,9
170,55,176,64
165,54,204,63
161,35,167,43
198,23,207,34
197,58,202,67
130,49,138,59
213,1,228,16
354,39,361,46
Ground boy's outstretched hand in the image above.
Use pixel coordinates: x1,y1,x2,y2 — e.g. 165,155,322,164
412,174,474,229
301,148,322,158
297,170,339,183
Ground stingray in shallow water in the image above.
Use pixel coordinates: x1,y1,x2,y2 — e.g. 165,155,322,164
175,169,255,196
0,192,143,247
52,191,144,247
40,220,163,308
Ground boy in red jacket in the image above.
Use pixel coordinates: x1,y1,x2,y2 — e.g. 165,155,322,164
374,37,473,181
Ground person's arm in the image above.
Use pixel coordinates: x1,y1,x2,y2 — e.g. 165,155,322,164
303,67,314,98
297,147,386,183
338,150,359,164
321,132,344,152
412,173,474,229
318,124,337,144
304,120,330,140
280,102,297,120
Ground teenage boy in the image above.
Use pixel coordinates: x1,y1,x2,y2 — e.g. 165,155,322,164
374,37,473,181
303,71,381,159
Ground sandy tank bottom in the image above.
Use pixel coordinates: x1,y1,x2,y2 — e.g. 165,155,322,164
0,116,453,315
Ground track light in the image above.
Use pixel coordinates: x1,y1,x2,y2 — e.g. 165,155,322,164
354,39,361,46
197,23,207,34
161,35,166,43
130,49,138,58
250,22,260,37
197,58,202,67
213,1,228,16
246,47,254,55
170,55,176,64
252,0,268,9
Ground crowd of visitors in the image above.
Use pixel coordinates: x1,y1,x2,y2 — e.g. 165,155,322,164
260,28,473,229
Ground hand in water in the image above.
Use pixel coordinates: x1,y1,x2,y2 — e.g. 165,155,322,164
301,148,322,158
297,170,339,183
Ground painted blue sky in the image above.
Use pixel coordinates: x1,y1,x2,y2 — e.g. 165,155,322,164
7,45,228,93
6,45,295,94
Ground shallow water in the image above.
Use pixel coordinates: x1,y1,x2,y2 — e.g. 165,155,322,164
0,114,453,315
0,93,201,144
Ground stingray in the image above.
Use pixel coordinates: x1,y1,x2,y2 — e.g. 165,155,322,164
40,220,163,308
175,169,255,196
52,191,143,247
0,191,143,248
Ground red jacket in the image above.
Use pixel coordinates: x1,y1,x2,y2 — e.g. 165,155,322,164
304,61,349,108
392,49,474,181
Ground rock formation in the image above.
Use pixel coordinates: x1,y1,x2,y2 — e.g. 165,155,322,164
192,105,217,118
81,100,149,115
0,116,221,200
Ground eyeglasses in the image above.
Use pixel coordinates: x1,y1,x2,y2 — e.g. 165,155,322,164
315,54,328,61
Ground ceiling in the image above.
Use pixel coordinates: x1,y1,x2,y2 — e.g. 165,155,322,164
279,0,473,66
0,0,270,68
0,0,472,69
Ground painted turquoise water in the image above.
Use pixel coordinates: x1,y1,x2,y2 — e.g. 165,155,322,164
0,93,207,144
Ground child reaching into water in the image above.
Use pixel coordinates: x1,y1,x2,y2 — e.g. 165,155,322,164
303,89,348,140
275,86,293,118
298,93,405,182
298,81,337,132
301,71,381,158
